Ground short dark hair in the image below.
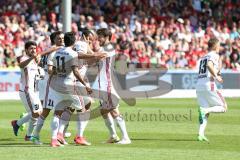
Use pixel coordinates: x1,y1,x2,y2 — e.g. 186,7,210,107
82,29,95,38
50,31,63,45
97,28,112,40
208,38,219,50
25,41,37,50
64,32,76,47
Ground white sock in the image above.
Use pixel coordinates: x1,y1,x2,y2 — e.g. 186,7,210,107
205,106,226,114
199,116,208,136
51,115,59,139
33,115,45,137
63,123,69,135
58,110,71,134
17,113,31,126
27,117,37,137
114,115,129,140
77,110,90,137
104,116,117,138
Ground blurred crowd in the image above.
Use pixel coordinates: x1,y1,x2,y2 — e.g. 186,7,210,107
1,0,240,70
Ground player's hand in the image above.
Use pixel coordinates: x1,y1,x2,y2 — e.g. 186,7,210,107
32,53,41,62
216,76,223,83
85,86,92,94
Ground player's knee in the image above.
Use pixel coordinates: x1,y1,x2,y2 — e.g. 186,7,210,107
67,107,75,113
110,111,119,118
61,108,72,121
55,110,63,117
32,112,39,118
110,108,120,118
100,109,110,118
85,102,91,110
41,108,50,118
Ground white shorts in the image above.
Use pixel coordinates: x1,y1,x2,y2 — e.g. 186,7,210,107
38,75,48,101
98,89,119,109
75,80,92,108
92,81,119,109
196,90,226,108
45,86,82,111
19,90,43,113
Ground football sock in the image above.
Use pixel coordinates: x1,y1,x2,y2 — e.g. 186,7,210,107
76,110,90,137
58,110,71,134
63,122,69,135
33,115,45,137
51,115,59,139
104,116,117,138
27,117,37,137
199,116,208,136
17,113,31,126
114,115,129,140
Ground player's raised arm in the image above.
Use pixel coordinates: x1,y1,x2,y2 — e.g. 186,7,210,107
39,46,61,56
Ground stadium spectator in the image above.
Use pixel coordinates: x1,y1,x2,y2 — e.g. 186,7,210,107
0,0,240,71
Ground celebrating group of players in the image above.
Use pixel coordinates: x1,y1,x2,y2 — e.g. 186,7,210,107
10,24,228,146
11,28,131,147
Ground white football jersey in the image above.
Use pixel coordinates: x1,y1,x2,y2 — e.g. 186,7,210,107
73,40,89,76
196,51,220,91
40,46,64,72
97,43,116,91
47,47,79,94
19,56,40,92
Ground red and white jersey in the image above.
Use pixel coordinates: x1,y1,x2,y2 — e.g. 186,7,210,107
196,51,220,91
97,44,116,91
47,47,79,94
19,56,40,92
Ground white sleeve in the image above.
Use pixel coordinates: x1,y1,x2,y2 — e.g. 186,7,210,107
103,44,116,57
47,52,54,66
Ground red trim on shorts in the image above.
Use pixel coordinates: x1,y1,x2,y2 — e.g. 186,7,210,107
106,57,113,109
97,63,101,98
210,77,214,91
24,68,29,91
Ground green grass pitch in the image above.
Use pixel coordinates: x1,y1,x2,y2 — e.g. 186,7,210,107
0,98,239,160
